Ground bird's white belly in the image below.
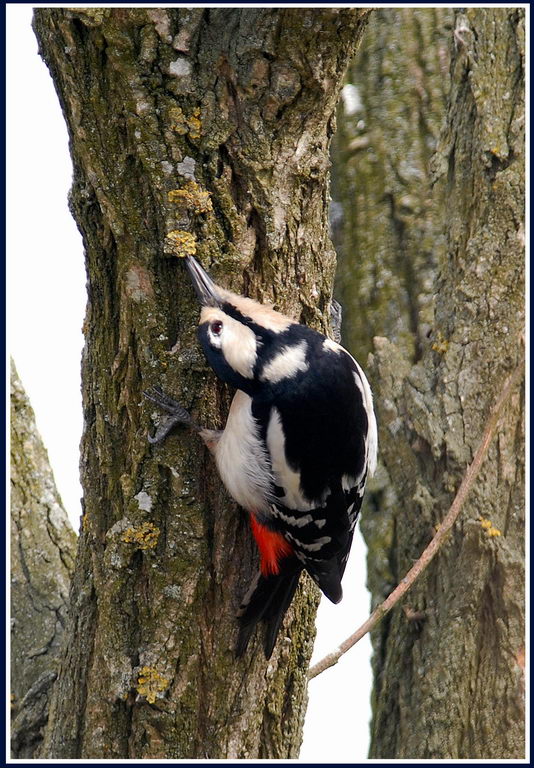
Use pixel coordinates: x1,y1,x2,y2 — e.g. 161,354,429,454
214,391,273,514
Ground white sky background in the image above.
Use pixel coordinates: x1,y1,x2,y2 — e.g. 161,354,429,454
7,5,374,760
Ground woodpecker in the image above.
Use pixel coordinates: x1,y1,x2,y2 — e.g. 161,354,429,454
145,256,377,659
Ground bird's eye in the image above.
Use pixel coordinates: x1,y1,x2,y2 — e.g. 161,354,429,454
210,320,223,336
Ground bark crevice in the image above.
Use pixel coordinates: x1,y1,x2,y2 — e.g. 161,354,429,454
32,8,370,758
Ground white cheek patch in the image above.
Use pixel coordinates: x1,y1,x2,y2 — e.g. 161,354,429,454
260,341,308,384
222,322,257,379
200,307,257,379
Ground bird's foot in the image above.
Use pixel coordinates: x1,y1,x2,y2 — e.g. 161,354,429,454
144,386,198,445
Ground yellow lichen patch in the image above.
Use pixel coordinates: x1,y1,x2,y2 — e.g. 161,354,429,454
121,522,160,550
166,229,197,258
478,517,501,537
168,106,189,135
136,666,169,704
187,108,201,139
432,331,449,354
168,181,212,214
168,105,201,139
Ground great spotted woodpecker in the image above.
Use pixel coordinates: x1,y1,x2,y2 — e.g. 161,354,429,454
145,256,377,658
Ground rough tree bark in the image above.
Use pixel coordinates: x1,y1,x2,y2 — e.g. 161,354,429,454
332,8,453,362
33,8,370,759
10,360,77,758
333,8,524,758
330,10,453,706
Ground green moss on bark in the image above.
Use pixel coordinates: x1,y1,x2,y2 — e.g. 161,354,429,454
33,7,370,759
366,9,524,759
330,8,524,759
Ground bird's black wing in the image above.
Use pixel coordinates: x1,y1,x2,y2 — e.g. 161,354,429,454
238,334,374,656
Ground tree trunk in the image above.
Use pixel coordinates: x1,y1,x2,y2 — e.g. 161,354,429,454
33,8,369,758
329,10,453,717
332,7,453,362
10,360,77,758
364,8,524,758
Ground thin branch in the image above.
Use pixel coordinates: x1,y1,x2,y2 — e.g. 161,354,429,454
308,351,525,680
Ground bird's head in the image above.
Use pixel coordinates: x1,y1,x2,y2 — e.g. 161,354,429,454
184,256,298,393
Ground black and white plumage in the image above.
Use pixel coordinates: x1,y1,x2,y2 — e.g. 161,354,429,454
146,256,377,659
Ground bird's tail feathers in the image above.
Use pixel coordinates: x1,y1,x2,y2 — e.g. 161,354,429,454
236,562,302,659
307,559,343,604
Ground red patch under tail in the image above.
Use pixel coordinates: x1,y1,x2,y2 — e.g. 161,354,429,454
249,514,293,576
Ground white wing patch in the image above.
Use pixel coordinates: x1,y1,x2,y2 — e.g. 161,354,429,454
266,408,314,511
260,341,308,384
214,391,273,514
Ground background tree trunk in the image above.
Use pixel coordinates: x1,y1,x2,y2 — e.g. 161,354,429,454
332,8,525,758
329,10,453,716
10,360,77,758
33,8,369,759
332,7,453,362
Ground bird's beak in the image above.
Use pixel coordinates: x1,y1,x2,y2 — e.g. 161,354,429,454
184,256,221,307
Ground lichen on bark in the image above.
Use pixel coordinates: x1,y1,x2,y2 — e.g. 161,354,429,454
356,8,524,759
32,7,370,758
330,8,454,717
331,7,524,759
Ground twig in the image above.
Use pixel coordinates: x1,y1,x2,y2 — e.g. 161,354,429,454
308,353,524,680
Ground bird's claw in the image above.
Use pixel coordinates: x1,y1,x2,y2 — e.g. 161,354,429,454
144,386,196,445
144,386,191,419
